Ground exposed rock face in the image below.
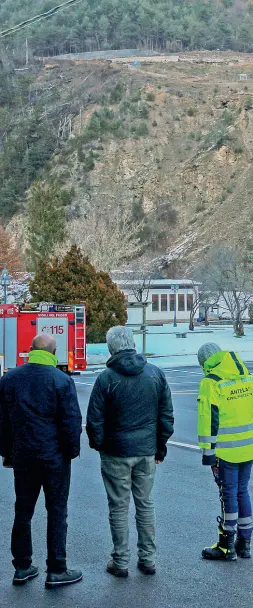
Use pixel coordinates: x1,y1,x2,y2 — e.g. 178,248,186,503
8,53,253,271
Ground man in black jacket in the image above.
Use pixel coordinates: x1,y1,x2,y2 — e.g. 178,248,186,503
0,334,83,588
86,326,174,578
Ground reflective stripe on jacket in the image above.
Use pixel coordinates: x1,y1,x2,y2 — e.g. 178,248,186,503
198,351,253,465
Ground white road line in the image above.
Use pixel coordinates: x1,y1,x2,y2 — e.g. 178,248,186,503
169,440,200,451
168,381,199,385
75,382,198,395
171,391,198,395
169,370,202,376
80,430,199,451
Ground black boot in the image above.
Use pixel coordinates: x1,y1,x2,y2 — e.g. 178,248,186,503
45,569,83,588
202,519,237,561
13,565,39,586
235,537,251,559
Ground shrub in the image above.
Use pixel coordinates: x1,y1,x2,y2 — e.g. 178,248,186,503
82,108,125,142
195,202,205,213
131,88,142,103
138,103,149,119
227,183,233,193
222,110,234,126
245,96,253,111
146,91,156,102
187,107,196,117
110,83,125,104
234,143,244,154
152,120,158,127
132,123,149,137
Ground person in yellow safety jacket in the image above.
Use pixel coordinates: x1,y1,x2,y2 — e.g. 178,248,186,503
197,343,253,562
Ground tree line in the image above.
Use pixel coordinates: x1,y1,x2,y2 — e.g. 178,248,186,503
2,0,253,59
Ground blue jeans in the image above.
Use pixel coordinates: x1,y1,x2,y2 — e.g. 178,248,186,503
216,459,253,540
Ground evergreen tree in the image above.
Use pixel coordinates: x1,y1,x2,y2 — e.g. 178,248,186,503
30,245,127,342
27,181,66,269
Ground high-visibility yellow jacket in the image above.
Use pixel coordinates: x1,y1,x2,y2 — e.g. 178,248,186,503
198,351,253,465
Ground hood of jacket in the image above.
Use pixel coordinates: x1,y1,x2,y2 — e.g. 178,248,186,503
203,350,249,380
106,349,147,376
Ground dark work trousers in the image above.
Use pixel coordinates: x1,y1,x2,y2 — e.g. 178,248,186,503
12,457,71,572
216,458,253,539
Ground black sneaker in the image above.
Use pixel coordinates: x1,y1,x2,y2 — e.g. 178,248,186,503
137,561,156,575
45,569,83,589
106,560,128,578
13,565,39,586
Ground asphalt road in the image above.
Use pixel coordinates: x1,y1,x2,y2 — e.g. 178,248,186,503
0,364,253,608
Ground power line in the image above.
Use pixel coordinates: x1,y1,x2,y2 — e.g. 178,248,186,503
0,0,84,38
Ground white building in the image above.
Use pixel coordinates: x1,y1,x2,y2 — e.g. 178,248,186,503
115,278,199,324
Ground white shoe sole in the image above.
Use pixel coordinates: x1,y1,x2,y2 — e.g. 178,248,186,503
45,574,83,588
13,571,39,585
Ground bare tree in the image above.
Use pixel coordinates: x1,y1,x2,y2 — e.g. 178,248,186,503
187,283,201,331
122,259,156,303
67,207,144,272
0,224,24,276
193,264,220,327
197,247,253,337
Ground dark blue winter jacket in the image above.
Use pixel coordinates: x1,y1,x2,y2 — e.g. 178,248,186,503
86,349,174,461
0,363,82,466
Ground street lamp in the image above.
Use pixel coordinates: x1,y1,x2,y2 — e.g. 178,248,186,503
172,284,180,327
1,268,11,304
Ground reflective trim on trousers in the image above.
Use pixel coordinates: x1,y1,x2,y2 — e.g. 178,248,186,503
216,437,253,449
221,521,237,532
218,423,253,435
238,516,253,524
223,512,238,521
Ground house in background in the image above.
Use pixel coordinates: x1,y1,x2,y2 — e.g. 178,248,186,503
113,276,199,324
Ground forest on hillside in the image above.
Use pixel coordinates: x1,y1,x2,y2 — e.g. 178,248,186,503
1,0,253,59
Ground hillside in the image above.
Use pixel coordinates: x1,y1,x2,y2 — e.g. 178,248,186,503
2,0,253,58
2,50,253,272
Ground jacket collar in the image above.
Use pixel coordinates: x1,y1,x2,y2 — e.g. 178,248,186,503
28,350,57,367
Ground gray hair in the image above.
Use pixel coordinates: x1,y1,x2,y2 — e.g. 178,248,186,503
106,326,135,355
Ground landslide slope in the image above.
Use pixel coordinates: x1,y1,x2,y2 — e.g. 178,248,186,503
7,52,253,271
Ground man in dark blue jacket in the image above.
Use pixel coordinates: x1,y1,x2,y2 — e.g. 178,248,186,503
0,334,83,588
86,326,174,578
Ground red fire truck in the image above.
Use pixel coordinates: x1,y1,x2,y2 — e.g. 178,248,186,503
0,303,86,374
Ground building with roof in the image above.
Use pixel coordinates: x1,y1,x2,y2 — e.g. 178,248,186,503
114,277,199,324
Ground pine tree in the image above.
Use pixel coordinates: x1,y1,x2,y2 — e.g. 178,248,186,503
27,181,66,269
30,245,127,342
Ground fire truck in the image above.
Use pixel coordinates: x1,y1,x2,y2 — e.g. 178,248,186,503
0,303,86,374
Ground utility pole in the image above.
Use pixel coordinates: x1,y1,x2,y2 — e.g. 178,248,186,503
173,284,179,328
142,303,147,355
26,38,28,65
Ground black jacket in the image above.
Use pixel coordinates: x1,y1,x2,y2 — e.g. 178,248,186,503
86,350,174,461
0,364,82,466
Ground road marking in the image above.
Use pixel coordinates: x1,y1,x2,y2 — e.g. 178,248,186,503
171,391,198,395
75,382,198,394
169,440,200,451
169,369,202,376
81,431,200,451
168,381,199,385
75,382,94,386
